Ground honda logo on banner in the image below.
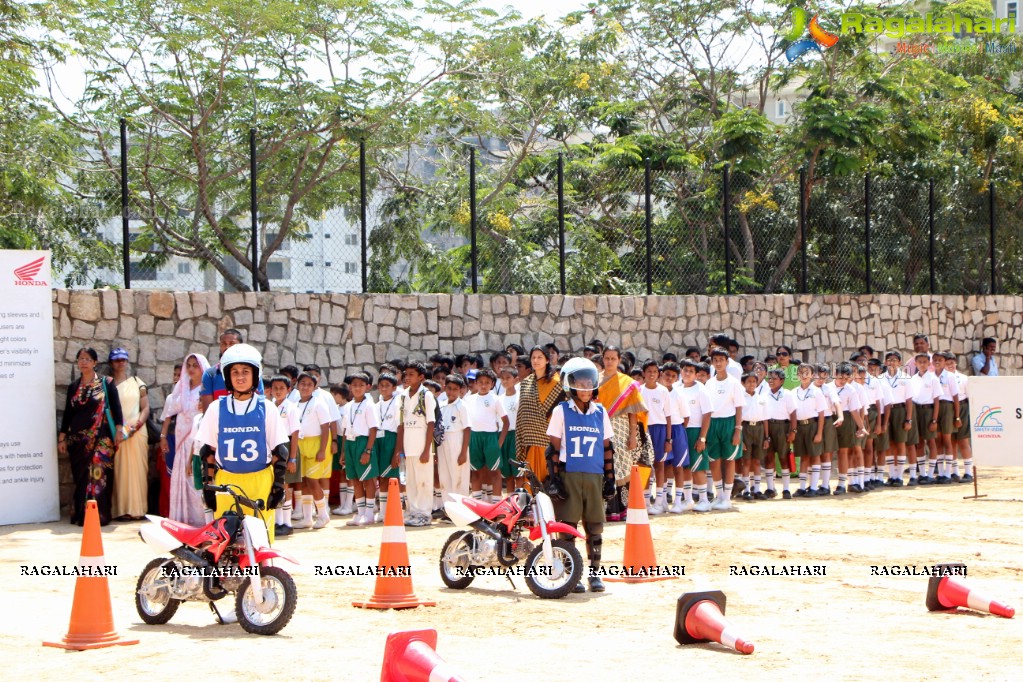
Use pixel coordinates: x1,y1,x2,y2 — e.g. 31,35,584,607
13,256,47,286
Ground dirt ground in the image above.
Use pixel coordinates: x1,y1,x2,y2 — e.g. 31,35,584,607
3,470,1022,681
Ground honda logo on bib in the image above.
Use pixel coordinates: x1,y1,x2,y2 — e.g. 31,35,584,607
14,256,47,286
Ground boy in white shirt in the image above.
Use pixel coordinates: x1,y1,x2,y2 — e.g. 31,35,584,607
910,353,943,485
372,372,401,521
762,368,799,498
740,373,768,502
680,360,714,511
946,353,973,481
292,372,334,529
499,367,521,491
437,374,471,505
303,364,341,508
815,364,844,496
466,368,509,502
343,372,379,526
695,348,746,510
639,360,672,514
660,362,690,512
269,375,300,537
791,364,826,496
851,365,875,492
397,361,437,527
933,353,961,484
832,363,867,494
329,383,353,516
866,359,892,488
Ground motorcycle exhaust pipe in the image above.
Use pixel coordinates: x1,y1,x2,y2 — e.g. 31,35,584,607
171,546,211,568
470,519,502,541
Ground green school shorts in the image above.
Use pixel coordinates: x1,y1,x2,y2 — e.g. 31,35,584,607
374,430,399,478
469,431,502,472
707,416,742,461
686,426,708,472
344,435,378,481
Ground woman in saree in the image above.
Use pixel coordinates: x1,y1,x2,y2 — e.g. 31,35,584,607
597,345,653,489
109,347,151,520
514,346,565,485
160,352,210,526
58,347,125,526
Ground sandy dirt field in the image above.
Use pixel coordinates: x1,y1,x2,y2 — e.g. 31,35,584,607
3,470,1021,681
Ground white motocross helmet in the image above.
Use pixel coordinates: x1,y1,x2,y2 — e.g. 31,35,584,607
561,357,600,398
220,343,262,393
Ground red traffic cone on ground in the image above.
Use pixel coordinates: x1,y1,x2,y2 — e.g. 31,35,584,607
606,465,675,583
381,629,468,682
43,500,139,650
674,590,755,655
926,563,1014,618
353,478,436,609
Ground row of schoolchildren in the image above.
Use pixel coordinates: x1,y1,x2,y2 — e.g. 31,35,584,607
265,358,528,533
631,347,974,516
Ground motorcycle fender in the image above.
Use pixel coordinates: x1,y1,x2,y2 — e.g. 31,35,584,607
444,495,481,527
531,521,584,540
239,548,299,568
139,517,184,554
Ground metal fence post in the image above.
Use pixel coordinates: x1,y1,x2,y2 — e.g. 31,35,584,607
864,173,871,294
469,147,478,294
989,180,996,295
120,118,130,289
558,152,566,295
360,140,368,293
928,179,935,295
723,163,731,295
644,157,653,296
799,167,806,294
249,128,259,292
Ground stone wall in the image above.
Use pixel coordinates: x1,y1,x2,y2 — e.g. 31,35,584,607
51,290,1020,509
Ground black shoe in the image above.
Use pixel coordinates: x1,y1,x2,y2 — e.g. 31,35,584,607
951,473,961,483
588,576,606,592
850,484,864,493
793,488,806,498
274,523,285,535
431,508,446,519
573,582,586,593
782,490,792,500
833,486,847,495
764,489,777,499
276,524,294,537
741,490,753,501
918,476,932,485
817,486,830,496
754,491,766,500
907,478,918,487
439,512,453,524
962,473,974,482
806,488,819,497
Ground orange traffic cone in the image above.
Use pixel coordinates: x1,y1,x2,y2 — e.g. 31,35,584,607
353,478,436,609
43,500,139,650
674,590,755,655
926,563,1015,618
381,629,468,682
606,465,676,583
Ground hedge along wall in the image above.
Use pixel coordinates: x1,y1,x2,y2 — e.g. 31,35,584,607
52,290,1020,510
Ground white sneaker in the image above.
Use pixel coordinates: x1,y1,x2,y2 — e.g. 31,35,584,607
693,498,712,513
711,496,731,511
669,499,684,514
331,506,345,516
649,501,667,515
346,512,364,527
292,516,313,529
291,507,304,521
373,510,383,523
682,500,695,512
338,504,354,515
313,514,330,529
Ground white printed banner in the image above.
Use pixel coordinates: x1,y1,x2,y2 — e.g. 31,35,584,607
966,377,1023,467
0,251,59,524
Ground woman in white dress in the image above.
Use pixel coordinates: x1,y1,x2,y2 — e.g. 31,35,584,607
160,353,210,525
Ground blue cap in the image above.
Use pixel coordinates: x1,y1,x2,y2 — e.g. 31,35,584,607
466,369,478,380
109,347,130,362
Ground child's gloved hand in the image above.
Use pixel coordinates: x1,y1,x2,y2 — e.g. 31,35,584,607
267,486,285,510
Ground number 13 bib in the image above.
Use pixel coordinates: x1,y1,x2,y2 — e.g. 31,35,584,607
217,398,269,473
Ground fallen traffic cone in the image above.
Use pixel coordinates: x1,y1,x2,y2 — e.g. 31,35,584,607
674,590,754,655
925,563,1014,618
380,629,468,682
43,500,139,650
353,478,436,609
606,465,675,583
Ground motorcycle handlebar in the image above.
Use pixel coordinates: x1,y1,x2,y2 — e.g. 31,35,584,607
203,484,265,511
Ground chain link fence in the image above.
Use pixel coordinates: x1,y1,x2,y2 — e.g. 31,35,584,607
81,124,1016,296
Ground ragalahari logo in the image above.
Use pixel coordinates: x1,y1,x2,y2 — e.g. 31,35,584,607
14,256,47,287
973,405,1003,437
784,7,840,62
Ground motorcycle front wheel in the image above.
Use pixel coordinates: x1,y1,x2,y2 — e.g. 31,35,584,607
135,558,181,624
439,531,477,589
524,539,583,599
236,566,297,635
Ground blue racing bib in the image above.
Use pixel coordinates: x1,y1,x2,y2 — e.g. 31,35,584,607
562,401,605,475
216,397,270,473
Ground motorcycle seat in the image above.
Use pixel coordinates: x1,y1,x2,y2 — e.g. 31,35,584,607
464,498,511,518
160,518,214,546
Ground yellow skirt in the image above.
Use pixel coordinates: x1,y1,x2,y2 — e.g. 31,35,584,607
214,467,275,544
300,436,329,479
524,445,548,484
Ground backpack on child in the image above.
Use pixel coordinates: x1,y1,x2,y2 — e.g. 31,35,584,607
400,389,445,448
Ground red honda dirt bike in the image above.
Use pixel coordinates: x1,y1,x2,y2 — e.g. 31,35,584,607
440,461,584,599
135,484,297,635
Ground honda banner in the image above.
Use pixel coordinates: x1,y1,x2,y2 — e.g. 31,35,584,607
0,251,59,525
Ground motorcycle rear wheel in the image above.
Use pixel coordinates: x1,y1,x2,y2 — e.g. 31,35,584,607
135,558,181,624
524,539,583,599
439,531,477,589
236,566,297,635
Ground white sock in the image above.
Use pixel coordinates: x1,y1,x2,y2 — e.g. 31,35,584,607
472,490,483,500
822,462,832,486
753,475,761,493
928,458,938,477
314,497,327,520
683,482,693,504
897,455,907,479
282,500,293,528
657,486,666,505
839,474,847,488
433,488,443,511
723,483,732,501
379,489,388,513
715,482,725,500
274,507,283,524
810,465,820,489
765,470,776,491
798,473,808,491
952,458,960,476
780,469,790,492
302,495,314,521
695,483,706,502
964,458,973,475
